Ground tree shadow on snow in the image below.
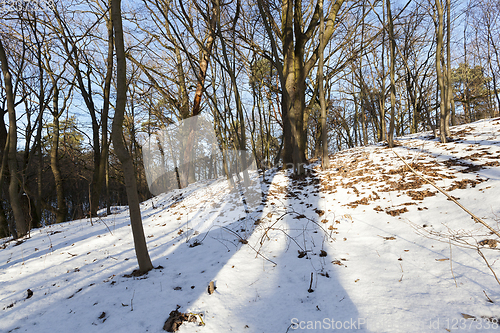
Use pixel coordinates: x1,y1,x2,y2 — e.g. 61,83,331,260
139,166,367,332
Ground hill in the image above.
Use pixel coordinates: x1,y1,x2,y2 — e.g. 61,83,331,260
2,118,500,332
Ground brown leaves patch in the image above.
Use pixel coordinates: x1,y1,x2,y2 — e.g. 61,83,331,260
385,207,408,216
447,178,484,191
315,209,325,216
346,191,381,208
332,258,347,266
163,307,203,332
407,190,436,200
478,239,498,248
443,158,483,173
347,197,369,208
483,161,500,167
381,177,426,192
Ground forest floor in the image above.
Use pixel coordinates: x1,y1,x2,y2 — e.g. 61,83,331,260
2,118,500,332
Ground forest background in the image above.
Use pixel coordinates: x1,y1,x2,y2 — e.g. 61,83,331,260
0,0,499,242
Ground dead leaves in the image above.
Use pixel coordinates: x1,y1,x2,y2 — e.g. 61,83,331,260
478,239,498,248
163,306,204,332
208,281,216,295
346,197,370,208
298,250,307,258
332,258,347,266
378,235,396,241
385,207,408,216
407,190,436,200
447,179,484,191
314,209,325,216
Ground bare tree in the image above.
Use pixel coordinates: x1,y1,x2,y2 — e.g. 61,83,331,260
319,0,329,168
387,0,396,147
435,0,448,143
0,38,27,238
112,0,153,273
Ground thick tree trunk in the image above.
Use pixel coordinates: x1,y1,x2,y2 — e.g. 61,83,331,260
0,127,10,237
112,0,153,273
436,0,447,143
175,46,190,120
0,39,27,238
319,0,329,168
35,34,44,228
387,0,396,148
444,0,452,135
258,0,344,172
486,24,500,117
380,0,387,142
282,0,295,167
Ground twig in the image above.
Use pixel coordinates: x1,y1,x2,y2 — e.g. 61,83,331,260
392,149,500,239
221,226,277,265
308,272,314,293
97,217,113,236
260,227,305,253
449,239,458,287
477,248,500,286
484,290,494,303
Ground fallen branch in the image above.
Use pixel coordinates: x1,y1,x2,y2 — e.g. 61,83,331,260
392,149,500,239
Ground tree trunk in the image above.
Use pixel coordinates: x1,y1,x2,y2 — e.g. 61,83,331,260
444,0,452,135
112,0,153,273
0,39,27,238
435,0,447,143
387,0,396,148
380,0,387,142
50,88,67,224
360,1,368,146
319,0,329,168
0,127,11,237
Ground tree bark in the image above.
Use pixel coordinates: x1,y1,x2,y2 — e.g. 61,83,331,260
380,0,387,142
50,86,67,224
319,0,329,168
112,0,153,273
436,0,447,143
387,0,396,148
445,0,452,135
0,39,27,238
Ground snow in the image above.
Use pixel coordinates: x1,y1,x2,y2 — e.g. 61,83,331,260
2,118,500,332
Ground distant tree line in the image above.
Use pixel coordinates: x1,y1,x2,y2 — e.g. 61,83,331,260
1,0,499,240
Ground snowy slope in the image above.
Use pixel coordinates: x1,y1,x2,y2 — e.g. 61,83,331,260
2,118,500,333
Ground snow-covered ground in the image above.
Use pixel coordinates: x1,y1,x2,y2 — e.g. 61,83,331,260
2,118,500,333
